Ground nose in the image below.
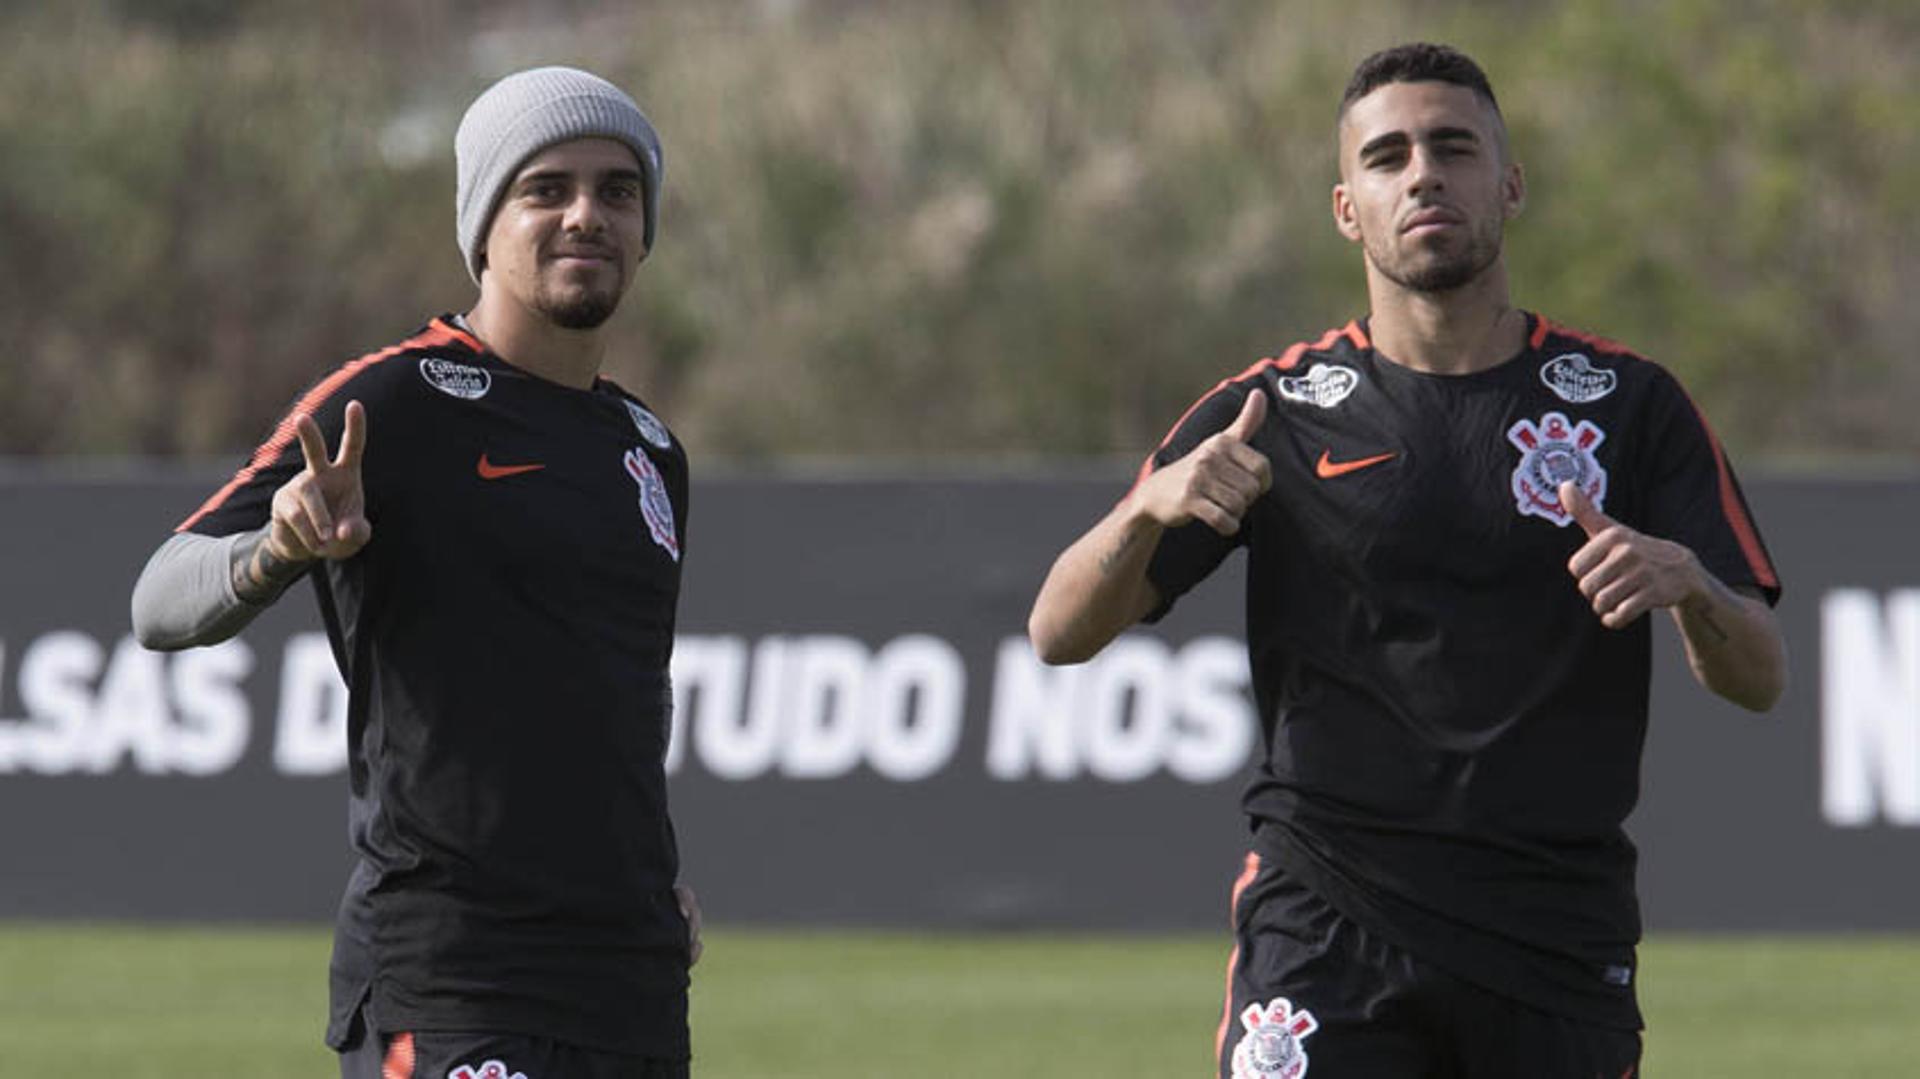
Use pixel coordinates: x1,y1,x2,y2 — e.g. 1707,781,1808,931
1406,144,1446,198
561,189,607,234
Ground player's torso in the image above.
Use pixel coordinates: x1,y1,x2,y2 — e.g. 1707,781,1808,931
335,339,690,847
1235,317,1663,741
1251,320,1655,608
357,344,688,649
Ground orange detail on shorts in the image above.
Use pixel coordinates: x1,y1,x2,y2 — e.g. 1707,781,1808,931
1213,851,1263,1067
176,320,471,533
382,1031,416,1079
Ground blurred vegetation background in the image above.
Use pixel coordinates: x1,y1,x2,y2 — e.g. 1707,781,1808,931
2,0,1915,464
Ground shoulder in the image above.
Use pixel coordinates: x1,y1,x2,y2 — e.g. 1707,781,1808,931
1148,321,1364,463
1191,320,1370,417
595,377,686,461
1527,312,1701,404
297,316,490,419
1528,314,1669,383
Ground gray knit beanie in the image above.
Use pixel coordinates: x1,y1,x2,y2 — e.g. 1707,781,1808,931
455,66,664,285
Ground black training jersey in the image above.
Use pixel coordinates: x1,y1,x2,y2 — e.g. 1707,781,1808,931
1144,314,1779,1030
181,316,692,1056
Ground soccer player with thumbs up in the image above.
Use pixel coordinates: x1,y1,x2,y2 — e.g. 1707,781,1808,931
1031,43,1785,1079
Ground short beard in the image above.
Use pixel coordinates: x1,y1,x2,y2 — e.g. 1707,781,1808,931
1371,223,1502,295
537,287,620,330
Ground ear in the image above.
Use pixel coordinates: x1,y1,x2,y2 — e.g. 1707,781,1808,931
1332,183,1362,243
1502,161,1527,221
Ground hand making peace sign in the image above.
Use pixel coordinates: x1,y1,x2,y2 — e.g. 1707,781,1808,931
267,400,371,563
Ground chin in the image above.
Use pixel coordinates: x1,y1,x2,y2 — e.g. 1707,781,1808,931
540,291,621,330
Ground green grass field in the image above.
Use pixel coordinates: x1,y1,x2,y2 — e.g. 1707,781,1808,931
2,925,1914,1077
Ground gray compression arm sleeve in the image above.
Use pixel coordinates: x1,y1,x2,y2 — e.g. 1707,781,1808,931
130,532,272,650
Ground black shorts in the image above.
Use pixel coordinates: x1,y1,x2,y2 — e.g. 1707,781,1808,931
336,1003,689,1079
1216,851,1641,1079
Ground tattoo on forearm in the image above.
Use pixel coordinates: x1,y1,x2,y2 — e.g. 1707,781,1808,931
230,529,308,604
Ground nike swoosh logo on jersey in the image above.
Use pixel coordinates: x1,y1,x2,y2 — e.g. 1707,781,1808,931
476,454,546,480
1315,449,1396,479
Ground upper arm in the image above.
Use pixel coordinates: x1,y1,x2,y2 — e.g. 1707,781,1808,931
1139,379,1267,622
1636,368,1781,606
178,355,405,537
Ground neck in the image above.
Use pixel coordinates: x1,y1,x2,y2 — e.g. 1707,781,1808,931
1363,260,1525,375
465,289,606,390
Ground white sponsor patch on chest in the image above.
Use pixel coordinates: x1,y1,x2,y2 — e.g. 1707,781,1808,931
1507,411,1608,526
1275,364,1359,409
1539,351,1617,403
419,357,492,400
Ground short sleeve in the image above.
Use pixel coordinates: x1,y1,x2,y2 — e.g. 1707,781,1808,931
178,355,400,538
1634,367,1781,605
1140,377,1267,621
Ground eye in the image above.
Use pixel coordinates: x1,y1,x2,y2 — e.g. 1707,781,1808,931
523,180,567,203
603,180,642,204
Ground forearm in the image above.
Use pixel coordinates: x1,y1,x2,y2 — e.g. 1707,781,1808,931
130,529,307,650
1670,577,1787,712
1028,500,1165,665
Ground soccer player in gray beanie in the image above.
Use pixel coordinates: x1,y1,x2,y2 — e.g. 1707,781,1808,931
133,66,700,1078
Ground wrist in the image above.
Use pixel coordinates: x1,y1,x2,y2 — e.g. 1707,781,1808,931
232,528,312,604
1679,556,1725,616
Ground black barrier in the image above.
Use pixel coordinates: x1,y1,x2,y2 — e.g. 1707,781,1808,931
0,469,1914,929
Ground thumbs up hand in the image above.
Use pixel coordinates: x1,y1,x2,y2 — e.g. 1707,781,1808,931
1132,388,1273,537
1560,480,1707,629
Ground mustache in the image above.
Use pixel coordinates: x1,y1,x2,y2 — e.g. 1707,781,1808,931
545,241,621,259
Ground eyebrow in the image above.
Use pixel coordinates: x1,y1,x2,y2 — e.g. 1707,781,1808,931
513,166,647,187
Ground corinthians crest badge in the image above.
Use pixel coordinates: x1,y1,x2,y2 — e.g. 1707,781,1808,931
1508,411,1607,526
624,448,681,562
1231,997,1319,1079
447,1062,527,1079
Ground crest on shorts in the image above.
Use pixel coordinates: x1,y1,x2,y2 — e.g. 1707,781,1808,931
1539,352,1617,404
624,447,681,562
1275,364,1359,409
1231,997,1318,1079
447,1062,527,1079
624,399,673,449
419,357,492,400
1507,411,1607,526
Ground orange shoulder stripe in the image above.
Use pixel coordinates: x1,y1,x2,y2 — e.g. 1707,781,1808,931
1532,315,1638,359
176,321,467,533
1131,322,1359,489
